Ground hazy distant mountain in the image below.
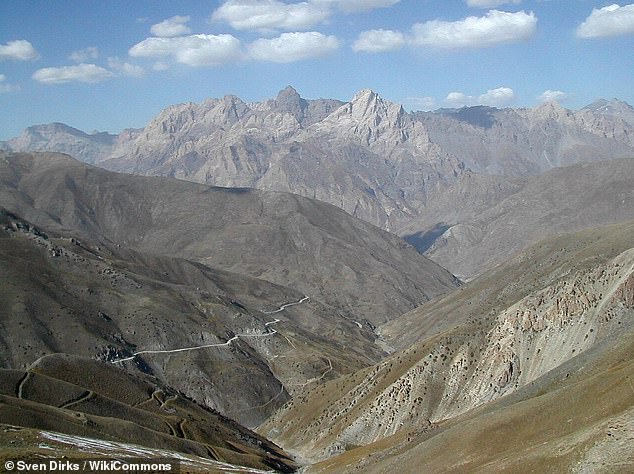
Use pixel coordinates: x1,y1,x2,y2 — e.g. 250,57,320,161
583,98,634,126
3,122,120,164
401,158,634,279
415,100,634,176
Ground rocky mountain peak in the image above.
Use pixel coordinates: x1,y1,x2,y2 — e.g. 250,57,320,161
533,99,568,115
277,85,301,101
349,88,404,119
271,85,307,123
309,88,421,150
583,98,634,126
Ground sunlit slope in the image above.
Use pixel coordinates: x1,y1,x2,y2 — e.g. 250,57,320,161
261,222,634,467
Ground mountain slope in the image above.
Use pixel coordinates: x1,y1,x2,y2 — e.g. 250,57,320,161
0,151,459,434
1,206,368,427
260,222,634,465
0,354,297,473
416,101,634,176
311,327,634,473
0,151,458,326
401,158,634,279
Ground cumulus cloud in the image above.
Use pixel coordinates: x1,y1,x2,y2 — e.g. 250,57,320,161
576,4,634,39
0,74,20,93
410,9,537,49
466,0,521,8
107,57,145,77
69,46,99,62
129,34,243,66
478,86,515,106
248,31,338,62
0,39,39,61
445,92,471,108
211,0,330,31
211,0,399,31
352,29,405,52
315,0,400,13
32,63,114,84
444,87,515,107
538,89,570,103
150,15,192,37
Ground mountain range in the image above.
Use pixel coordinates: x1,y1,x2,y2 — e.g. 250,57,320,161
1,86,634,472
3,88,634,280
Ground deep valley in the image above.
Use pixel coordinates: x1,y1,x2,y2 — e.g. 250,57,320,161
1,88,633,472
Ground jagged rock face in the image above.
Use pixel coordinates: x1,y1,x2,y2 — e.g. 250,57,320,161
308,89,429,150
100,88,459,232
253,85,344,128
416,101,634,176
583,98,634,126
260,223,634,461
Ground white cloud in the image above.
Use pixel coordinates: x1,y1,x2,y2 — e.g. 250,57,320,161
445,92,471,107
478,86,515,106
466,0,521,8
129,34,243,66
352,29,405,52
69,46,99,62
150,15,192,37
410,9,537,49
248,31,339,62
444,87,515,107
107,57,145,77
0,74,20,93
211,0,399,31
538,89,570,103
314,0,400,13
212,0,330,31
576,4,634,39
0,39,39,61
32,63,114,84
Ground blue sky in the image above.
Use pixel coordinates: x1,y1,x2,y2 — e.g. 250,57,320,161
1,1,633,139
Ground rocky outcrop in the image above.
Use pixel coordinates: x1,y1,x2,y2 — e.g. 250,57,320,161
416,100,634,176
261,224,634,461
